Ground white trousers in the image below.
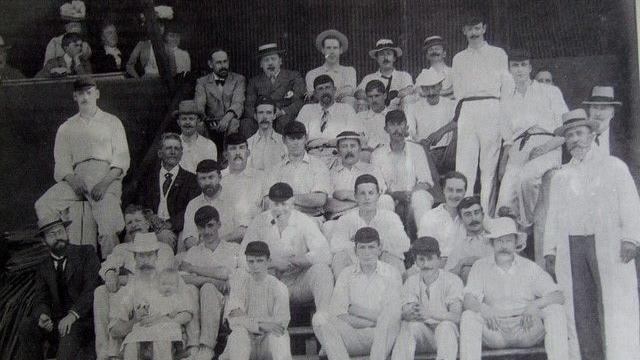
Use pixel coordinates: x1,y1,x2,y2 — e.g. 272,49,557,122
185,283,225,349
391,321,459,360
455,99,501,212
94,285,123,360
281,263,334,312
222,328,292,360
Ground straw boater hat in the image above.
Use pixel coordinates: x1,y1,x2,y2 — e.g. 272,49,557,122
553,109,600,136
368,39,403,59
37,210,72,236
59,1,86,22
415,68,445,87
582,86,622,106
257,43,286,59
315,29,349,53
130,232,161,253
172,100,204,118
0,35,11,49
423,35,444,51
329,130,363,147
484,217,527,251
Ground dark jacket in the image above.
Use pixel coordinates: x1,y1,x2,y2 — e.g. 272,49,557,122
244,68,306,120
92,45,125,73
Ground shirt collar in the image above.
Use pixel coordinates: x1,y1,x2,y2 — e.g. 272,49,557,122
160,164,180,177
285,152,311,165
489,254,520,274
353,260,387,275
377,69,396,78
467,41,489,52
333,160,365,172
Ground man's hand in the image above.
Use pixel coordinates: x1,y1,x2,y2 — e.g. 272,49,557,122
58,313,77,337
258,321,285,336
520,303,542,331
105,270,119,293
529,145,549,161
621,241,638,263
544,255,556,277
401,303,419,321
218,112,235,132
480,306,501,331
65,174,86,196
38,314,53,332
183,236,198,251
90,180,111,201
133,303,150,323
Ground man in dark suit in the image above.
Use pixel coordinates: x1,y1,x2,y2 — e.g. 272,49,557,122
136,132,200,235
19,211,100,360
195,48,246,147
243,42,306,138
36,32,92,78
92,22,125,74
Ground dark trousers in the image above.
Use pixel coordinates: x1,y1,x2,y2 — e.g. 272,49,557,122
18,315,95,360
569,235,605,360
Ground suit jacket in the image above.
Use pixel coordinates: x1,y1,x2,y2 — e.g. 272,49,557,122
35,55,92,78
244,68,305,119
92,45,125,73
136,164,200,232
195,71,246,120
32,244,100,321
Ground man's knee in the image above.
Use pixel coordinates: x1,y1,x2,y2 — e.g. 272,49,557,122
228,327,251,344
403,321,427,338
435,320,457,337
200,283,223,301
460,310,482,330
541,304,565,322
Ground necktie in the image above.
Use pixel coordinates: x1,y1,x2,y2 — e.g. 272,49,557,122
595,134,600,145
162,173,173,196
215,79,225,86
381,74,393,94
70,58,77,75
320,109,329,133
54,257,66,293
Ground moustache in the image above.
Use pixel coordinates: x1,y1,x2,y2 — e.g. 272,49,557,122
203,184,221,196
320,93,333,101
391,131,404,137
259,120,271,125
345,152,355,159
233,154,244,160
138,264,155,271
428,52,443,57
470,221,481,226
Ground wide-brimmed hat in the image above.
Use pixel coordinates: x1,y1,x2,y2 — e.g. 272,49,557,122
485,217,527,251
37,210,72,236
60,1,86,22
329,130,363,147
553,108,600,136
582,86,622,106
130,232,161,253
423,35,444,51
257,43,285,59
368,39,403,59
172,100,204,118
315,29,349,53
415,68,445,87
0,35,11,49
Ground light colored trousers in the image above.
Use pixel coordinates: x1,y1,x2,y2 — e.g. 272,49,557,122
281,263,334,311
459,305,568,360
94,285,122,360
221,328,292,360
496,135,560,227
455,99,501,213
391,321,459,360
185,283,225,349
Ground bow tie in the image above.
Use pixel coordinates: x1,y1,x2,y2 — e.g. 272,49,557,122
215,79,225,86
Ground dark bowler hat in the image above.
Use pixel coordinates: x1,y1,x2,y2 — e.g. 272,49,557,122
196,159,220,173
423,35,444,51
73,76,96,91
257,43,285,59
283,121,307,138
268,182,294,202
245,241,270,257
172,100,205,118
411,236,441,255
354,227,380,244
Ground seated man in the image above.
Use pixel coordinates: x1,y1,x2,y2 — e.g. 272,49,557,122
181,159,250,251
18,212,100,360
297,74,363,167
358,80,390,156
330,174,409,277
37,32,92,78
534,69,554,85
174,100,218,174
371,110,436,236
246,98,287,172
241,182,334,311
179,206,240,360
35,77,129,259
222,241,292,360
392,237,463,360
92,21,125,73
264,121,331,218
44,5,91,65
312,227,402,360
136,133,200,239
460,217,568,360
326,131,392,219
94,204,175,360
444,196,493,282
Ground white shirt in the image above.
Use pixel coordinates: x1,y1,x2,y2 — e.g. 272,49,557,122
595,128,610,156
172,47,191,74
296,102,363,142
329,160,387,196
179,134,218,174
358,108,389,150
417,204,464,257
182,191,251,242
183,241,240,273
451,41,512,99
247,130,287,172
306,64,357,94
220,167,264,218
357,69,414,93
371,141,434,192
406,97,455,147
402,270,463,325
157,165,180,220
444,230,493,272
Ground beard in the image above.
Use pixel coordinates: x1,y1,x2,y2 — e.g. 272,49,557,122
203,183,221,197
216,68,229,78
320,93,333,106
50,239,68,255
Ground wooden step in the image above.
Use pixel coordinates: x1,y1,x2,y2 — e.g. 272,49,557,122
293,346,546,359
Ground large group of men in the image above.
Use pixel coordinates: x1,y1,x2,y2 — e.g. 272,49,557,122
11,3,640,360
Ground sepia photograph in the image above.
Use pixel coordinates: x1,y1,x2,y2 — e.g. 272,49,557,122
1,0,639,359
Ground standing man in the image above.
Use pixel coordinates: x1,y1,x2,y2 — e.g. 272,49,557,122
358,80,389,156
583,85,622,156
19,212,100,360
35,76,130,258
496,49,567,226
246,98,287,173
306,30,357,106
422,35,453,98
460,217,568,360
243,43,306,136
174,100,218,174
357,39,413,109
451,14,513,213
195,48,246,144
544,109,640,359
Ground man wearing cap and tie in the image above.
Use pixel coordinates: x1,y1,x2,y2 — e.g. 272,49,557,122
173,100,218,174
18,212,100,360
246,97,288,172
357,39,414,110
243,42,306,137
405,67,457,174
543,108,640,360
195,48,246,142
35,76,130,259
451,14,513,214
460,217,568,360
264,121,331,218
422,35,453,99
241,182,334,311
306,30,357,106
0,35,25,80
495,49,568,227
297,74,363,167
